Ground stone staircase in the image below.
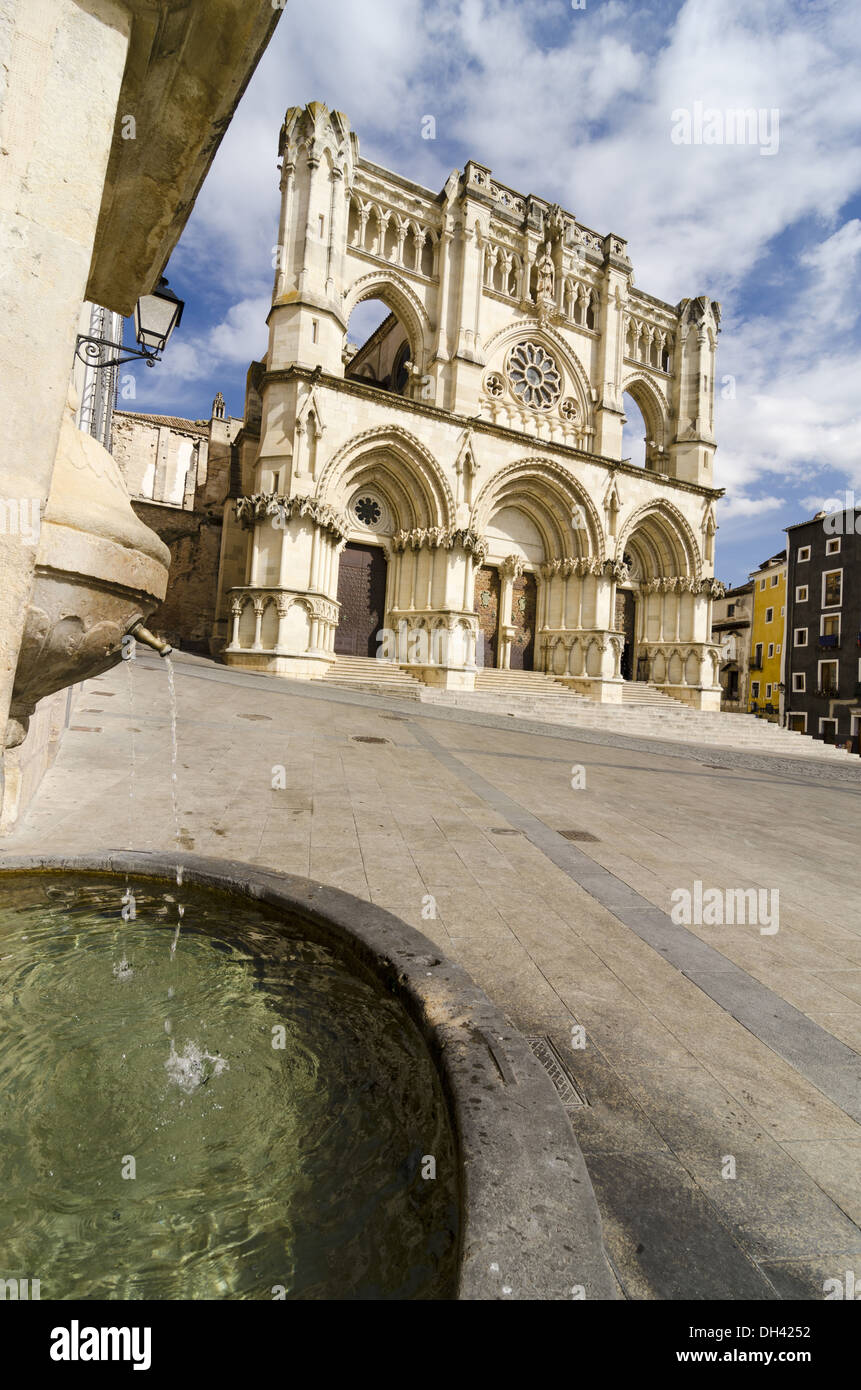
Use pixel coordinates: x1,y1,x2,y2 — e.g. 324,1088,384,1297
321,655,424,699
621,681,685,708
426,672,857,765
318,658,856,765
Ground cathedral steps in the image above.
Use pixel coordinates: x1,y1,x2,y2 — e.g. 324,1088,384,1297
620,682,687,708
318,660,854,764
424,681,856,763
321,656,424,698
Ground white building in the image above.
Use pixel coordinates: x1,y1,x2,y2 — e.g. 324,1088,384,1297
217,102,724,707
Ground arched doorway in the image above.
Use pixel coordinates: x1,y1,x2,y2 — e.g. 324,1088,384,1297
334,543,387,656
615,588,636,680
510,570,537,670
474,565,500,667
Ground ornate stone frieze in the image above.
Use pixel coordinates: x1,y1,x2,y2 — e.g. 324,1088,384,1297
390,526,488,559
639,575,725,596
235,493,349,541
539,556,604,579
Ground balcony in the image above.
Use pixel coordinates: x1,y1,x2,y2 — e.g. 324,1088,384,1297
818,634,840,649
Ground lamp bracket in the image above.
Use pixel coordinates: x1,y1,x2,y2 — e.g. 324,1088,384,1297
74,335,159,370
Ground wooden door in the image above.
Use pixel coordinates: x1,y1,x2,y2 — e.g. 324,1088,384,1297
335,544,387,657
474,566,500,668
509,571,536,670
615,589,636,680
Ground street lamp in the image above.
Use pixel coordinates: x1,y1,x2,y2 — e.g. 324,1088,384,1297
75,277,184,370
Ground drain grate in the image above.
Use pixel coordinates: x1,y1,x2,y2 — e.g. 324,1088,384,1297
525,1035,587,1107
490,827,522,836
557,829,599,842
351,735,390,744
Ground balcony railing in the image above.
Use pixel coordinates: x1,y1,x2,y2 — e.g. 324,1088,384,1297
818,634,840,648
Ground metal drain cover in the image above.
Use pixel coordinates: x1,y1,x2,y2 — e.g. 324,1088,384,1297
351,736,390,744
557,829,599,842
524,1036,587,1107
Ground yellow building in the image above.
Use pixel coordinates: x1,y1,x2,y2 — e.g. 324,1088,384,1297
748,551,787,722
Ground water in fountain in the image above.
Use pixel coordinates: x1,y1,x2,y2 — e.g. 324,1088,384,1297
0,874,459,1299
164,654,183,957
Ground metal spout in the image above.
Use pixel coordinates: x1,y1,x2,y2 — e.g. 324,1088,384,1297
129,622,173,657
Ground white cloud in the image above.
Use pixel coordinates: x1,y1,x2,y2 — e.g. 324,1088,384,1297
151,0,861,565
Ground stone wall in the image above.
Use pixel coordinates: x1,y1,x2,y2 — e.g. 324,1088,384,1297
112,407,242,652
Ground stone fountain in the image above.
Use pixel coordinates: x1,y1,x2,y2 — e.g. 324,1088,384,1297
7,385,171,748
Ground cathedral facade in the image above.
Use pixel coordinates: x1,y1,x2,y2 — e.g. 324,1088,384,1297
215,102,724,706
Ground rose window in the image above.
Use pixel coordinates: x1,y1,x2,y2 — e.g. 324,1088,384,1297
506,342,562,411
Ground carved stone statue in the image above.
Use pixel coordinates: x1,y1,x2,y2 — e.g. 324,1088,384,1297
536,242,555,300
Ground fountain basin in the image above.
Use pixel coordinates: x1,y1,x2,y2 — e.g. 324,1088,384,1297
0,851,617,1300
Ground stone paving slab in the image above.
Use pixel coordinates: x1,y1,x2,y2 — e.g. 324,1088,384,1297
6,649,861,1300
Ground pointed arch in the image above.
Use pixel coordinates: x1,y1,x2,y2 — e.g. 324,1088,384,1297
621,372,671,459
472,457,605,563
616,500,701,579
316,424,455,532
343,270,432,372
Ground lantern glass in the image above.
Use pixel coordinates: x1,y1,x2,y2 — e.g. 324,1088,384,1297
134,278,184,353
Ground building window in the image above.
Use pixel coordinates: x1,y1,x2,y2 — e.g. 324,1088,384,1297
823,570,842,607
311,319,319,344
771,574,779,586
759,579,766,591
796,585,808,602
819,660,839,696
767,643,774,659
751,681,760,698
819,717,838,741
794,628,807,646
798,546,811,562
727,603,736,616
820,613,840,645
765,607,774,623
789,712,807,732
765,683,772,699
792,672,805,692
826,537,841,555
753,642,763,669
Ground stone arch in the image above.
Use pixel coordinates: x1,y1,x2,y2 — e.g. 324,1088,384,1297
617,500,701,580
316,425,455,532
621,373,671,460
342,270,432,372
472,457,605,563
481,319,593,427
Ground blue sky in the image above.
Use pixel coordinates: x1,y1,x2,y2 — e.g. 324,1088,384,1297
119,0,861,588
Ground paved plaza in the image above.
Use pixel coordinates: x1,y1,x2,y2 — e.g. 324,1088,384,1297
9,651,861,1300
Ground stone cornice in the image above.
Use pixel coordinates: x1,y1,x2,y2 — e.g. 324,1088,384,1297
262,366,724,502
